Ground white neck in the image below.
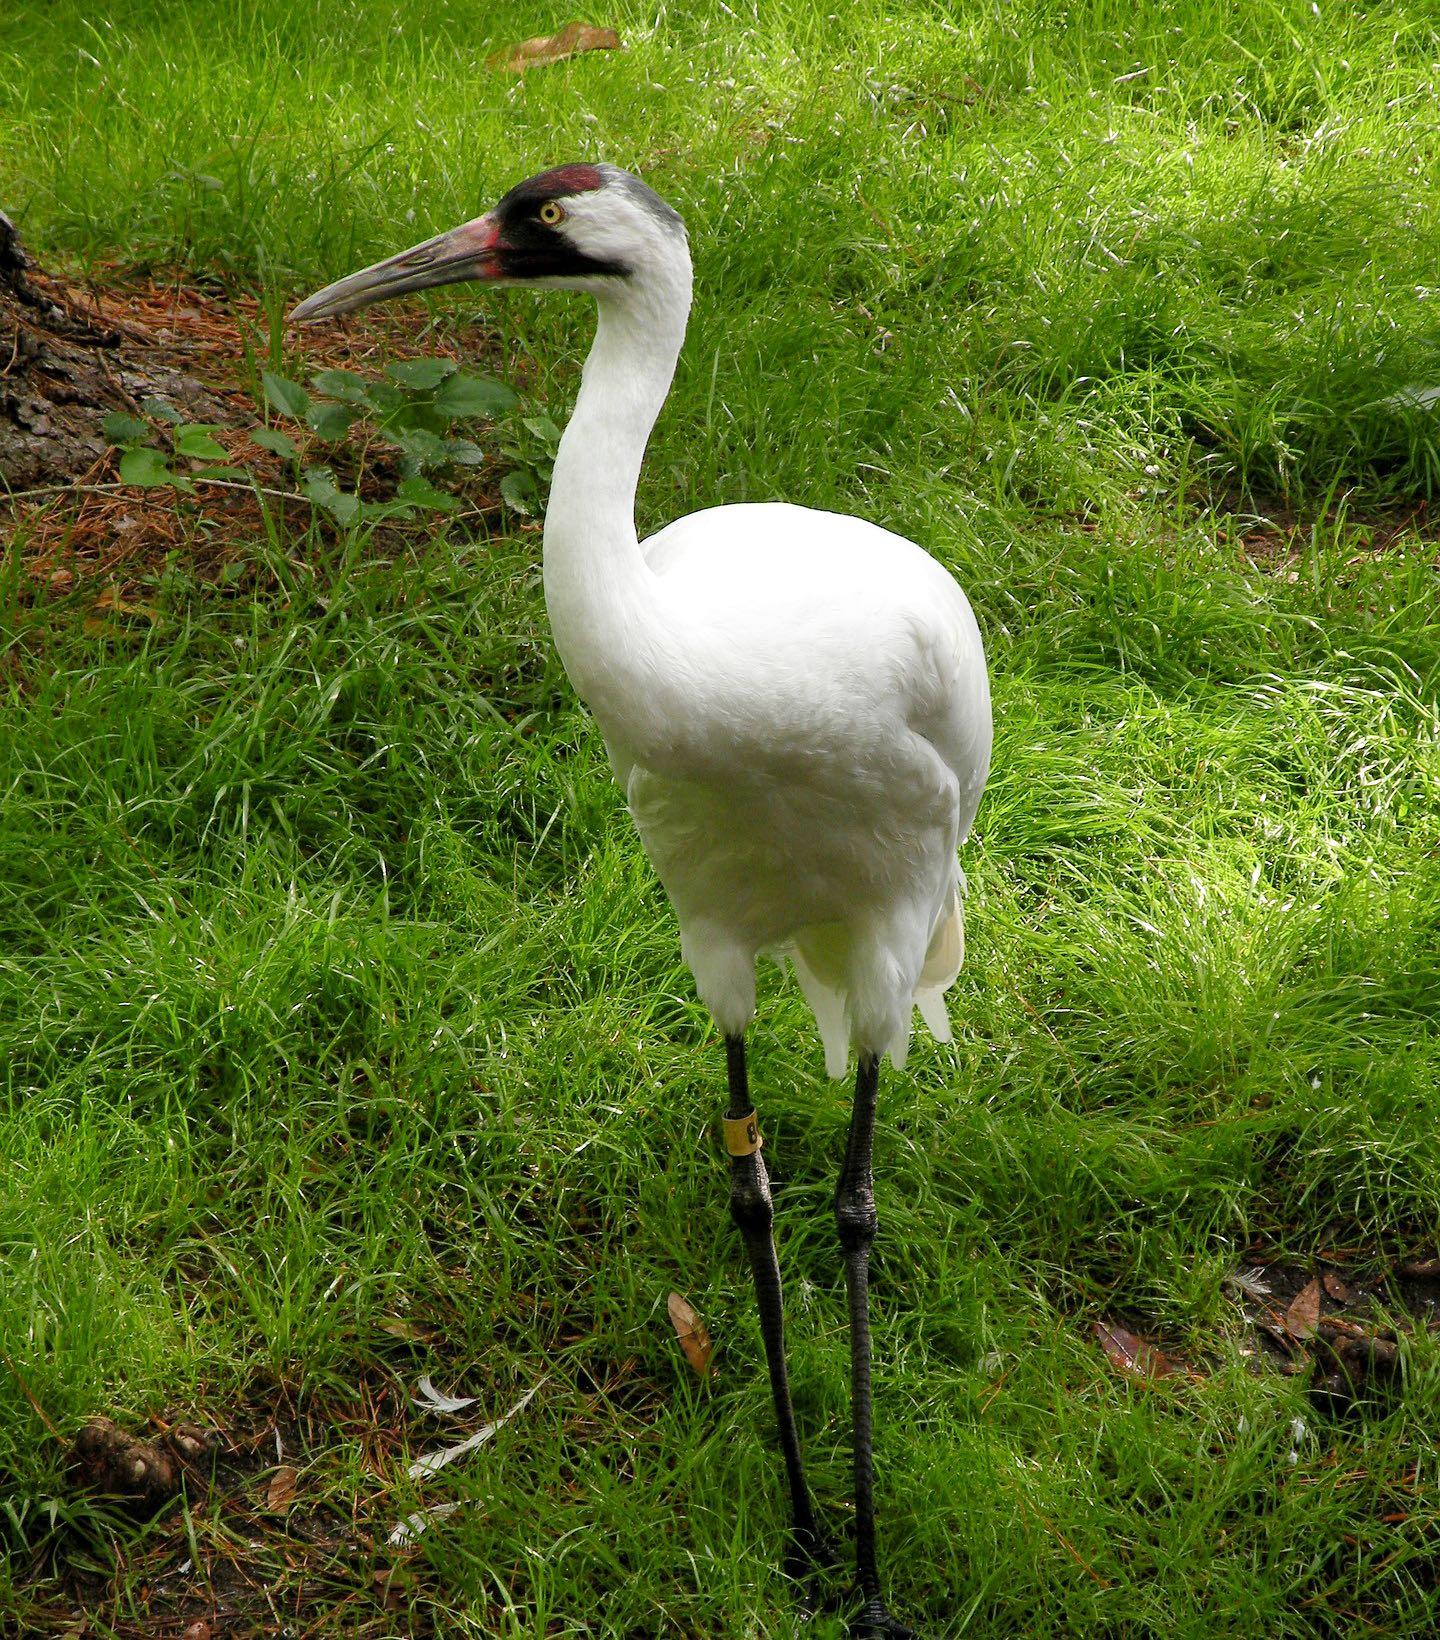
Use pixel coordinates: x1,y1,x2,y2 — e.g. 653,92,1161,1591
542,264,692,733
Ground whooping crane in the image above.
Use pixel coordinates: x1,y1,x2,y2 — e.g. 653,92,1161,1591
293,163,992,1638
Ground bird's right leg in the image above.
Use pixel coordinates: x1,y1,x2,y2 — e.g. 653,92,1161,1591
836,1052,913,1639
723,1034,831,1588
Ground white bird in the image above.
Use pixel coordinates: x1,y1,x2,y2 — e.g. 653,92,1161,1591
293,162,991,1638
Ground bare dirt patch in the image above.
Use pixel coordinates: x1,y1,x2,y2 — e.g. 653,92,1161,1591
1203,478,1438,575
4,1339,664,1640
5,1380,432,1639
1227,1245,1439,1413
1,223,512,593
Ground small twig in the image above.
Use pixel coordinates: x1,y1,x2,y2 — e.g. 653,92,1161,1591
1015,1494,1111,1587
1,1350,62,1439
1,476,500,530
1,476,308,507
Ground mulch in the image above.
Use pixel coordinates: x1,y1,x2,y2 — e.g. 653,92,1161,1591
2,250,513,595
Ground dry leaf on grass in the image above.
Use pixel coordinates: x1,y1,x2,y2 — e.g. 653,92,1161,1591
265,1465,297,1511
667,1292,715,1378
1093,1320,1175,1382
489,22,621,73
1285,1278,1323,1340
372,1566,412,1612
95,585,159,622
1322,1270,1351,1304
379,1316,434,1344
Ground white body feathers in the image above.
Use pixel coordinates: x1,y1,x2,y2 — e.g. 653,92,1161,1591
541,176,992,1074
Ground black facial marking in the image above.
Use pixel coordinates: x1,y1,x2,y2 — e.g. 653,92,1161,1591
489,163,684,282
493,163,628,281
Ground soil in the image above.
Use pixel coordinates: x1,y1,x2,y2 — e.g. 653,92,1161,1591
1203,476,1436,572
1225,1244,1438,1413
0,218,511,594
6,1378,438,1639
0,212,242,495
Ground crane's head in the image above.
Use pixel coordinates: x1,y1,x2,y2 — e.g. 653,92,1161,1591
290,163,687,322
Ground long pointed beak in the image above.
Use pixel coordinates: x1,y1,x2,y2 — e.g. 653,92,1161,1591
289,213,504,322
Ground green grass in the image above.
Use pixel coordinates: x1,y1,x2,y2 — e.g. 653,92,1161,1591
3,1,1440,1635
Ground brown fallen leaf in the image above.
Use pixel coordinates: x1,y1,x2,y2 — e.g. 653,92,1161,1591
1093,1320,1175,1382
1285,1278,1323,1341
373,1565,412,1612
667,1291,715,1378
95,585,159,622
266,1464,297,1511
489,21,622,73
82,615,138,642
1322,1271,1351,1304
378,1316,434,1343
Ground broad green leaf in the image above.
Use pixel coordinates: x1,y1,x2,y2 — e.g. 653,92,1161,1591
301,467,361,526
385,357,456,391
404,402,451,437
521,413,562,450
311,368,371,403
444,438,485,466
306,400,359,440
394,427,450,471
434,373,517,417
364,498,417,521
396,475,461,513
102,412,150,445
251,427,298,460
119,447,174,486
360,381,406,417
189,465,251,482
174,425,228,461
500,468,538,514
141,396,184,424
262,371,310,420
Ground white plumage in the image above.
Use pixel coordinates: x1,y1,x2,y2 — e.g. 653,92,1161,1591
622,502,988,1075
535,178,992,1077
292,166,991,1074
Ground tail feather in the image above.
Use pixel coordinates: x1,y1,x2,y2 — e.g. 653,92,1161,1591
788,946,851,1079
913,875,966,1043
788,872,969,1077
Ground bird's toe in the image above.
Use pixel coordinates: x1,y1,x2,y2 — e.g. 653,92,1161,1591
848,1599,916,1639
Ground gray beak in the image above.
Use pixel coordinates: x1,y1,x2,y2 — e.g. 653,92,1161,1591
289,212,504,322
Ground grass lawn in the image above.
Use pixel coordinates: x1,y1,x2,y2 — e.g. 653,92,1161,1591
3,1,1440,1634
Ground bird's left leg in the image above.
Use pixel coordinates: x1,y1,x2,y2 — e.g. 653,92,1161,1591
723,1034,832,1590
836,1053,914,1639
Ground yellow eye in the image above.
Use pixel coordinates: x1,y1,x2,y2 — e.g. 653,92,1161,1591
538,200,565,226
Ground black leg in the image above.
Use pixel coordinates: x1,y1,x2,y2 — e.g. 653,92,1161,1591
836,1053,913,1639
723,1034,831,1588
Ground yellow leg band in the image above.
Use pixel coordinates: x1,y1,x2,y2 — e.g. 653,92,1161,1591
723,1111,763,1157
